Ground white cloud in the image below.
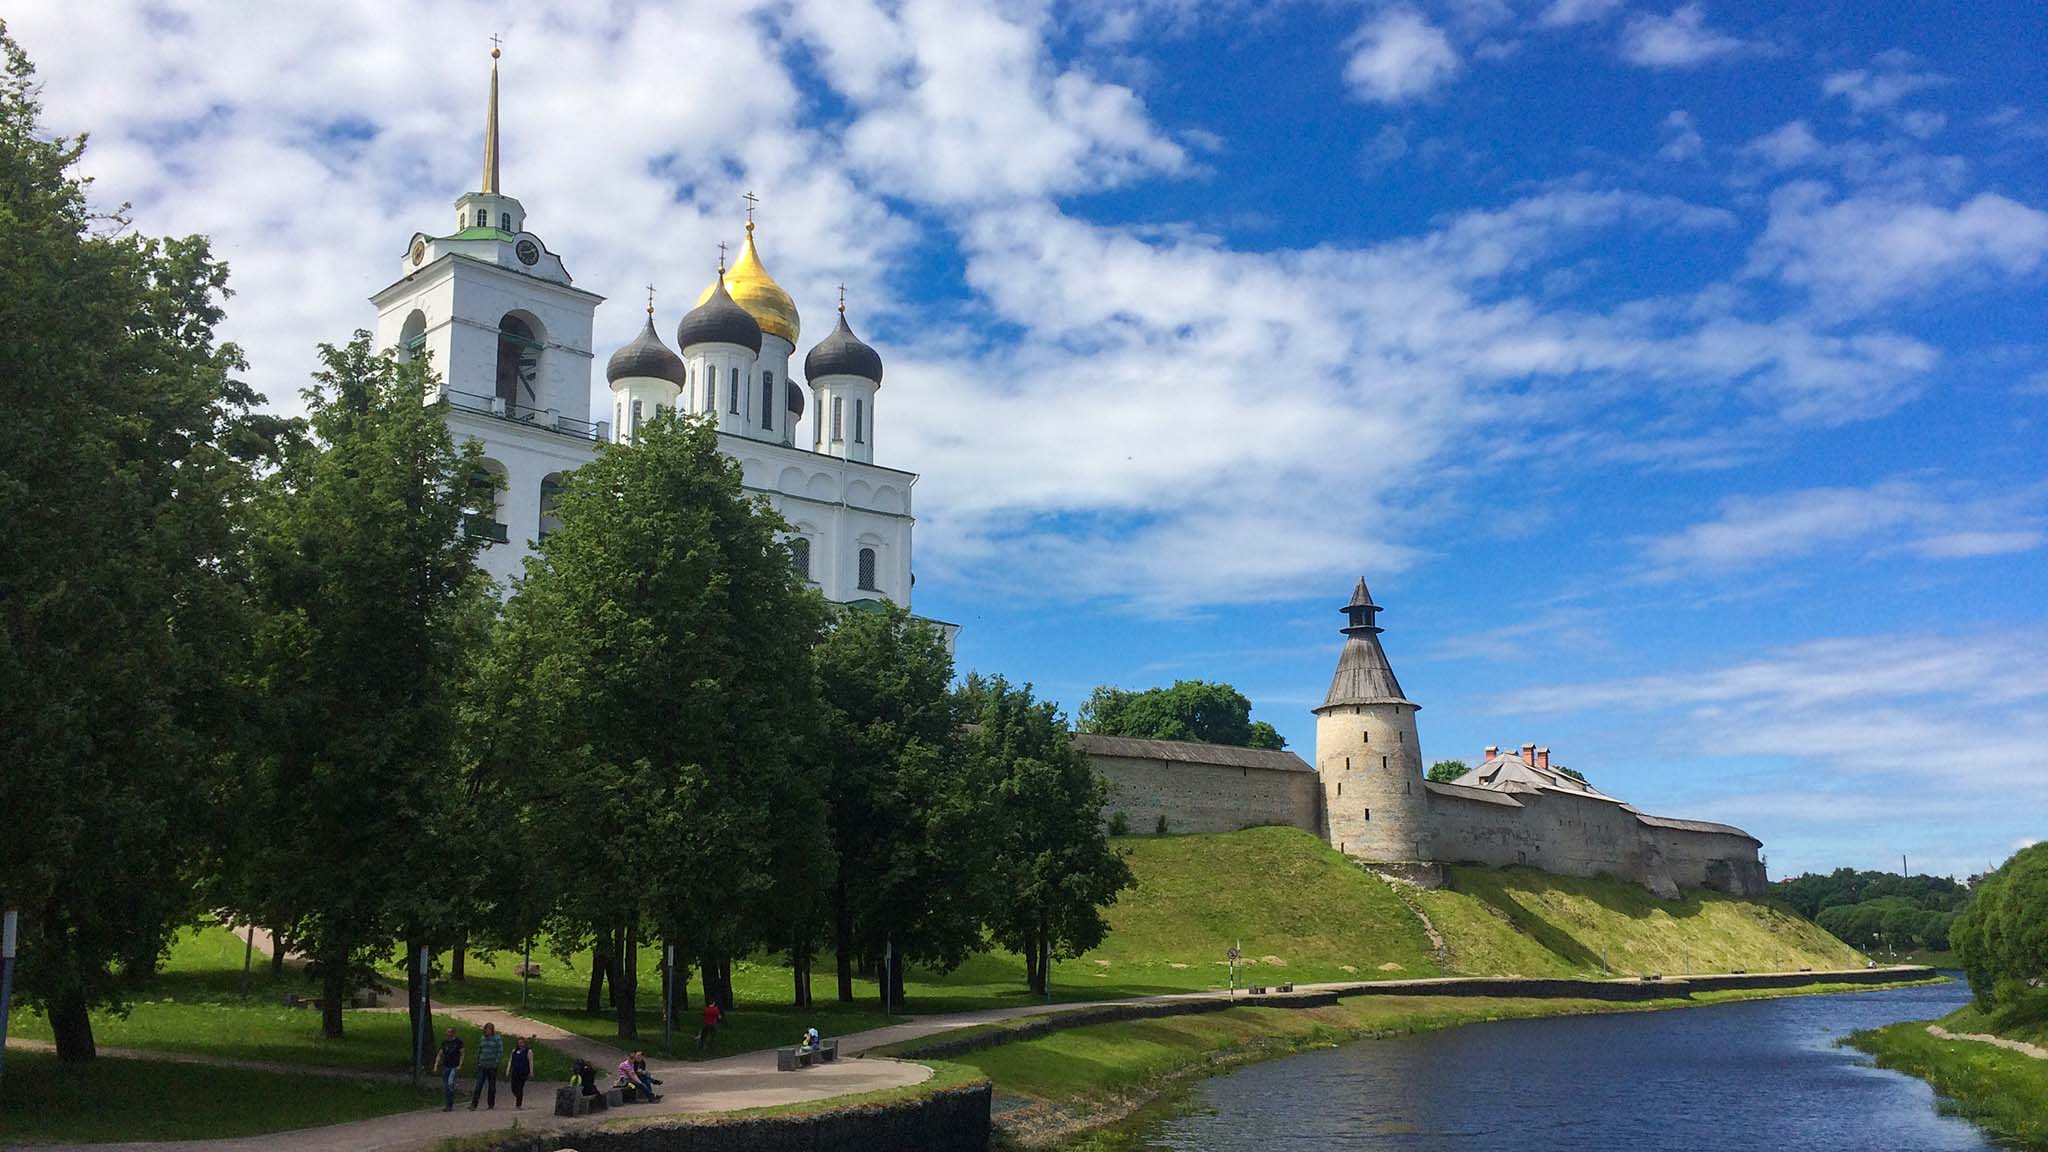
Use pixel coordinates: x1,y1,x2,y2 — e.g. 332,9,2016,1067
1749,182,2048,314
0,0,1972,611
1618,5,1749,68
1823,51,1946,115
1538,0,1623,28
1741,120,1825,169
1495,632,2048,804
1343,8,1462,104
1637,480,2045,579
1658,109,1703,161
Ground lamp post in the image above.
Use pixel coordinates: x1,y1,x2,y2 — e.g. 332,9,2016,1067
413,945,429,1087
0,909,18,1098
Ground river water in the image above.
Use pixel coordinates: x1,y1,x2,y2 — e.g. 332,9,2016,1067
1145,979,1987,1151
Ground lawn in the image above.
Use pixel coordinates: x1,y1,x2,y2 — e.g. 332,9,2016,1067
0,1050,433,1145
4,925,572,1080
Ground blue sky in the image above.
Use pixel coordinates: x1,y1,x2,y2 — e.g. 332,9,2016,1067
13,0,2046,879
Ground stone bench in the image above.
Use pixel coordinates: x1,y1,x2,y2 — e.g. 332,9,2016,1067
775,1040,838,1071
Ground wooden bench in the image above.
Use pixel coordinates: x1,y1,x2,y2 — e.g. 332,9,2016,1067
514,961,543,978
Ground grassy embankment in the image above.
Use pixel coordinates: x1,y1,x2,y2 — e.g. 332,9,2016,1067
1847,993,2048,1151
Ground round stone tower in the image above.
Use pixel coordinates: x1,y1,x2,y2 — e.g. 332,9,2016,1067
1314,578,1430,862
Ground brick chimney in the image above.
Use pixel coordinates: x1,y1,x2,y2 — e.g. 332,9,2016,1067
1484,745,1499,762
1521,743,1536,766
1536,747,1550,770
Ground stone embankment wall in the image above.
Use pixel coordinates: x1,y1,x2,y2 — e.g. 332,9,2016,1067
1091,753,1319,836
1340,966,1934,1002
476,1081,991,1152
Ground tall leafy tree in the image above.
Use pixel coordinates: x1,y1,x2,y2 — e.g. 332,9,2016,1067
1426,760,1469,783
0,25,277,1061
1078,680,1286,750
963,675,1134,995
492,410,824,1038
1952,843,2048,1014
240,332,492,1040
816,601,977,1006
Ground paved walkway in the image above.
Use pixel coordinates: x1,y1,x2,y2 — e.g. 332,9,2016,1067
1927,1024,2048,1060
6,966,1927,1152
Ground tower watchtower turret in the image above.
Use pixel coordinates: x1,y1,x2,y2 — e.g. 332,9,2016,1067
1314,578,1430,861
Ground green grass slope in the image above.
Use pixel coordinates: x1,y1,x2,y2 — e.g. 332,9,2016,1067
1416,864,1865,977
1073,826,1440,988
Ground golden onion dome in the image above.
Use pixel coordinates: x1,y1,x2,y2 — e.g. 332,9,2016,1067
697,223,799,346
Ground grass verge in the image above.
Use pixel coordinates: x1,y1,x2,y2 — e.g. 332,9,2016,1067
0,1050,432,1145
1847,1013,2048,1150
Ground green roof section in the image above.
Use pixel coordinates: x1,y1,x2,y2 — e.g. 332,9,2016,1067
444,227,514,242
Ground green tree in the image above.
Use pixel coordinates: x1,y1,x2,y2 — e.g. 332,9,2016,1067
1427,760,1470,783
240,332,493,1040
1078,680,1285,749
491,410,824,1035
816,601,977,1007
963,674,1134,995
0,24,278,1061
1953,843,2048,1014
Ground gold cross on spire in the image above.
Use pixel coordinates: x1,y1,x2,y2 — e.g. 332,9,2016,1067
489,33,502,56
837,283,846,315
742,190,759,231
716,241,728,274
646,283,656,317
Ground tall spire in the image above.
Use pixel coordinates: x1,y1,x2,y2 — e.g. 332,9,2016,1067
481,38,502,194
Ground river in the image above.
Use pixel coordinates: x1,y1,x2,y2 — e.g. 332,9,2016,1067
1144,979,1985,1151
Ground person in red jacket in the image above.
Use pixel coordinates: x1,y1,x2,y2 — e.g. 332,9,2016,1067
697,1000,722,1051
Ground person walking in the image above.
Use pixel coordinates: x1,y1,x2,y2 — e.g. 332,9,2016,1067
469,1022,504,1110
508,1036,534,1109
433,1026,464,1111
697,999,722,1051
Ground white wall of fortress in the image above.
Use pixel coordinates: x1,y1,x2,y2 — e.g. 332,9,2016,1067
1093,754,1320,837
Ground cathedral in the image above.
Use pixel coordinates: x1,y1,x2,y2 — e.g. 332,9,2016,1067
368,49,946,641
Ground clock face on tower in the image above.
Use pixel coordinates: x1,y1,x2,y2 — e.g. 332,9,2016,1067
515,238,540,266
410,237,426,266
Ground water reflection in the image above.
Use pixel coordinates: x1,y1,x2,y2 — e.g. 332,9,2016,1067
1152,980,1987,1151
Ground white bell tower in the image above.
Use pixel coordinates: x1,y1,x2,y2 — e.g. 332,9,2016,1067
367,42,606,590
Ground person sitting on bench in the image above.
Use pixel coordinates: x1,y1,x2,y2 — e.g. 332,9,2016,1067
619,1053,658,1102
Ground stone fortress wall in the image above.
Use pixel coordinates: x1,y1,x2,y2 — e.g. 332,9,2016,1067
1078,581,1767,901
1079,734,1319,837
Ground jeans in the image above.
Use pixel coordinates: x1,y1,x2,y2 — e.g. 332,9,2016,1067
442,1066,459,1108
510,1071,528,1107
632,1072,657,1101
470,1064,498,1108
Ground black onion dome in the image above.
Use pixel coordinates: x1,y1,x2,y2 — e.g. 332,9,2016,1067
786,379,806,417
677,278,763,354
803,314,884,385
606,316,688,386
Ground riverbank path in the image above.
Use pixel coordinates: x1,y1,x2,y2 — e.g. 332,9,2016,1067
5,966,1929,1152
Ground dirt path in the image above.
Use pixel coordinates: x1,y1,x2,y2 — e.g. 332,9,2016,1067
1926,1024,2048,1060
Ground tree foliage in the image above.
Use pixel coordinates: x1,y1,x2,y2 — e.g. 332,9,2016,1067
238,332,493,1039
1427,760,1470,783
1078,680,1285,750
1953,844,2048,1017
485,410,826,1035
963,674,1134,995
815,600,975,1007
0,23,279,1061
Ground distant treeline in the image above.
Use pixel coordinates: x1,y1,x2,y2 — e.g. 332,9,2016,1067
1776,868,1972,952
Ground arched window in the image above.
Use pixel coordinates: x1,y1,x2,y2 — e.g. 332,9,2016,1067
476,208,488,227
398,309,428,362
539,473,565,541
760,371,774,430
790,537,811,579
854,397,865,444
500,211,512,230
495,314,542,408
728,366,740,414
857,547,878,592
701,368,714,413
831,396,844,442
